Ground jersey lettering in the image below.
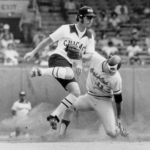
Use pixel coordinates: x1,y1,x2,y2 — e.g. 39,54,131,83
90,68,109,85
63,39,86,52
90,67,112,94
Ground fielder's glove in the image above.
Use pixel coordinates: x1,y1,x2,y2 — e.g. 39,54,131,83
117,119,128,137
65,44,82,60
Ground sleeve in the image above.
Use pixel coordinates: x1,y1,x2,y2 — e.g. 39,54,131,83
28,102,32,110
11,101,18,111
25,101,32,111
112,74,122,95
49,25,66,42
85,34,95,54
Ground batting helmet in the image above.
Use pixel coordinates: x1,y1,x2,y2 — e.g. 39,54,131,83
107,55,122,72
77,6,96,21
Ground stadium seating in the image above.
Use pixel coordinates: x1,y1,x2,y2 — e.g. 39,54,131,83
16,0,150,65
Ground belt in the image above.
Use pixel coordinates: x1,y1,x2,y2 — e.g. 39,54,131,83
88,91,113,99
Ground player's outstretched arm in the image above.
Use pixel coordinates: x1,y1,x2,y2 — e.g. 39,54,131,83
114,93,128,137
24,36,53,61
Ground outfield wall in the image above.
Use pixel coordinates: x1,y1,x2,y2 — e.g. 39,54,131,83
0,66,149,124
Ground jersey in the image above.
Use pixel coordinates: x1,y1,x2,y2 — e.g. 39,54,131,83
49,24,95,64
11,100,32,117
86,52,122,98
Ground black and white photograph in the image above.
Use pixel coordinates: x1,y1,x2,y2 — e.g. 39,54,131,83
0,0,149,150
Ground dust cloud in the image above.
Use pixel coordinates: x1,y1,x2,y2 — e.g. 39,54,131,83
0,102,149,142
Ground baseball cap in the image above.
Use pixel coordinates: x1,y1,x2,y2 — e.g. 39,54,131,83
19,91,26,96
78,6,96,17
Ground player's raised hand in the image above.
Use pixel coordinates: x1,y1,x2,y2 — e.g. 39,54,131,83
24,52,35,61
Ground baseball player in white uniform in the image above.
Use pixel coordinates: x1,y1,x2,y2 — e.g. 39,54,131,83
10,91,32,137
60,52,128,138
24,6,95,131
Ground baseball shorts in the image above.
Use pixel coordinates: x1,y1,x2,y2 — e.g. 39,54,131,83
48,54,76,89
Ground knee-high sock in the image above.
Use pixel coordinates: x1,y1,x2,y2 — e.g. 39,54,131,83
51,93,77,118
40,67,66,79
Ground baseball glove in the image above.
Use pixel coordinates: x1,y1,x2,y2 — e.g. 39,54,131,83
65,44,82,60
117,121,128,137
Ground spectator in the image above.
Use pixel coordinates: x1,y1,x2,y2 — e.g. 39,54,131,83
108,12,121,32
130,27,140,41
28,0,39,12
0,24,15,48
64,0,76,13
95,10,109,32
145,32,150,53
126,39,143,65
115,2,128,15
111,32,125,53
114,1,129,23
60,0,68,22
143,7,150,17
33,28,46,48
33,28,47,64
0,23,4,35
96,32,109,50
102,40,118,58
19,3,40,44
64,0,77,23
33,10,42,32
32,29,58,66
3,43,20,66
33,28,49,64
10,91,32,137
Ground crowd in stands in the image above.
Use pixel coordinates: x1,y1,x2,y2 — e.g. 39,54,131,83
1,0,150,66
19,0,42,45
92,0,150,65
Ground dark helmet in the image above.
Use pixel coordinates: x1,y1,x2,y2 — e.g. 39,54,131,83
19,91,26,96
107,55,122,72
77,6,96,20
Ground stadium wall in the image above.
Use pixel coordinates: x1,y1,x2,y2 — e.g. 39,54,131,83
0,66,149,124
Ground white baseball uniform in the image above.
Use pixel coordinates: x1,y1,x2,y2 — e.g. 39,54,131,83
46,24,95,120
74,52,122,134
11,100,32,118
7,100,32,132
49,24,95,64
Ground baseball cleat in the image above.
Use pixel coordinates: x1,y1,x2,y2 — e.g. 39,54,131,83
31,67,42,77
47,115,59,130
